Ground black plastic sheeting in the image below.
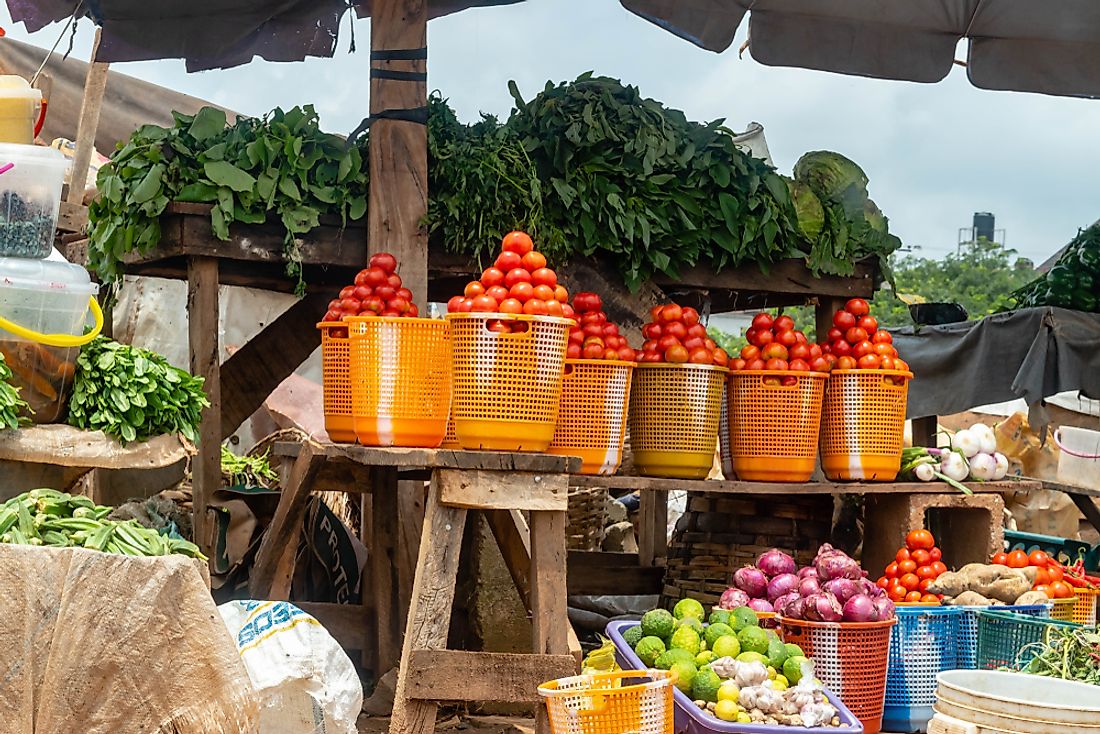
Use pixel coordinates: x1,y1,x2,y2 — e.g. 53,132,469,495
893,307,1100,430
6,0,522,71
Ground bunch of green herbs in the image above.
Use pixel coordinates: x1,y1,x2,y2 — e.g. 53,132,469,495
221,445,279,488
1022,625,1100,685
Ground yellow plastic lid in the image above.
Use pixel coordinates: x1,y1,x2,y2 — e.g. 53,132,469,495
0,75,42,102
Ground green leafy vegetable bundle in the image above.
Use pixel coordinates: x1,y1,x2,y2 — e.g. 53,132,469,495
0,352,29,430
67,337,209,444
0,488,204,559
1022,625,1100,685
221,445,278,488
1011,223,1100,313
88,105,369,292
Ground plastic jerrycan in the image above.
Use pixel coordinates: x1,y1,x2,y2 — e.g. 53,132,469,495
0,76,43,145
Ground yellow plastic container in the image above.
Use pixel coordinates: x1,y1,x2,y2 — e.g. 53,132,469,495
447,313,572,452
348,316,451,448
0,76,42,145
1072,588,1099,625
820,369,914,481
728,370,828,482
628,362,727,479
539,670,675,734
440,413,461,449
548,359,635,475
1050,596,1076,622
318,322,354,443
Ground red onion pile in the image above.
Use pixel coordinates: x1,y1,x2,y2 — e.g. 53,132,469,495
720,545,895,622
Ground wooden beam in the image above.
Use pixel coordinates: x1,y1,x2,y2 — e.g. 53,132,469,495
1069,493,1100,532
187,256,220,559
530,509,570,734
404,650,575,703
295,601,373,651
67,29,108,207
437,469,568,511
368,0,429,309
397,479,426,644
639,488,668,567
277,441,579,474
218,293,329,439
372,467,402,675
663,259,875,300
568,551,665,596
569,475,1041,495
485,509,533,610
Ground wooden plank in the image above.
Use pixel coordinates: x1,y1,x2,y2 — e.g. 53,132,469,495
368,0,429,309
662,259,875,299
277,441,579,474
360,492,375,671
397,479,426,639
639,488,668,568
66,29,108,208
296,602,373,651
437,469,568,511
248,443,325,598
530,509,570,734
815,296,849,343
57,202,88,234
218,293,329,439
404,650,575,703
1069,492,1100,533
373,467,401,675
1024,476,1100,500
389,477,466,734
187,256,220,559
569,475,1041,495
567,551,665,596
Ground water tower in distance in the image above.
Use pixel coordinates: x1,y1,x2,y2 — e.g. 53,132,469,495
958,212,1005,251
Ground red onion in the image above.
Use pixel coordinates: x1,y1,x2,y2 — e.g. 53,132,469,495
803,591,843,622
756,549,797,578
823,578,861,603
733,565,768,598
842,594,879,622
814,544,863,582
773,592,801,617
785,596,807,620
748,598,774,613
719,587,750,610
859,578,883,597
767,573,800,602
797,576,821,598
797,566,819,580
871,596,896,621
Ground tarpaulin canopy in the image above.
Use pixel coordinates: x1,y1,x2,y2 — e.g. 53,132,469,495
622,1,1100,98
894,307,1100,430
7,0,522,71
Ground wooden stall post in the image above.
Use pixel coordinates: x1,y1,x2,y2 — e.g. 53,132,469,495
66,29,108,210
368,0,429,308
188,257,220,558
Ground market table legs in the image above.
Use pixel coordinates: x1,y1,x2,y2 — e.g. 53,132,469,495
187,255,220,559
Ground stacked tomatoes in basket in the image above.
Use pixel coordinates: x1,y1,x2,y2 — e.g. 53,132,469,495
323,252,418,322
992,548,1076,600
566,292,634,361
822,298,909,372
877,529,947,604
638,304,728,365
730,313,829,373
447,231,571,320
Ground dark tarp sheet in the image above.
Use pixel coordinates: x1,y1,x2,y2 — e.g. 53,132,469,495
894,307,1100,429
7,0,523,71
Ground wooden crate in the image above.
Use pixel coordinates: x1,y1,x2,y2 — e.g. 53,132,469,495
661,492,834,607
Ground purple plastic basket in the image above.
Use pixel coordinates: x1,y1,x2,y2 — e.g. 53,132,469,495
606,620,864,734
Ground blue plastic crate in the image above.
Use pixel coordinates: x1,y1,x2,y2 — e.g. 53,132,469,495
957,603,1050,669
882,607,960,734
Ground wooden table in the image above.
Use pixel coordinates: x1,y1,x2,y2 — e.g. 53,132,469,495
250,441,580,734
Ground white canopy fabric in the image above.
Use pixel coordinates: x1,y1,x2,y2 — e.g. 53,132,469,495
621,1,1100,98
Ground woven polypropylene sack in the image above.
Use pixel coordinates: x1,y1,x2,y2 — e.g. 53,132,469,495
447,313,571,452
883,607,960,733
820,370,912,481
549,359,634,475
1073,588,1099,624
728,371,827,482
539,670,674,734
975,609,1083,670
956,604,1050,669
347,317,450,447
780,617,897,734
318,322,354,443
628,363,726,479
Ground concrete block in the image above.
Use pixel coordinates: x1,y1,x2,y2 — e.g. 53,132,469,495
864,493,1004,575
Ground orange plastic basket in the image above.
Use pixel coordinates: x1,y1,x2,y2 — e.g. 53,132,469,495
548,359,635,475
628,363,727,479
820,369,913,481
727,370,828,482
1072,587,1099,625
447,312,572,452
718,380,734,478
347,316,451,447
780,617,897,734
539,670,675,734
1050,596,1077,622
318,322,355,443
440,413,461,449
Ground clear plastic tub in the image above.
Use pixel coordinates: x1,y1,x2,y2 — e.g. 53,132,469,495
0,76,43,146
0,143,68,258
1055,426,1100,489
0,255,101,422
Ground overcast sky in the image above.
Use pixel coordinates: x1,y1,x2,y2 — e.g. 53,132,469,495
5,0,1099,265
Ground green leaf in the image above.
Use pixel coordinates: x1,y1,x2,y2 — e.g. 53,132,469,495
130,164,165,204
188,107,227,141
204,160,256,192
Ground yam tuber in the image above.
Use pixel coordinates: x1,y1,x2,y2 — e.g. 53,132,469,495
1014,590,1050,606
952,590,995,606
927,563,1031,603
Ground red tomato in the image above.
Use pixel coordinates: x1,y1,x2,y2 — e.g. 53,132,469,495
906,529,935,551
1035,584,1052,598
836,355,858,369
352,285,371,301
879,356,897,371
499,298,523,314
523,298,548,316
776,329,797,347
657,335,681,352
521,251,547,271
752,313,774,331
873,342,896,358
687,323,708,339
845,298,870,316
730,358,747,371
794,331,807,344
323,310,341,323
920,594,940,604
353,269,371,288
904,590,923,603
566,343,582,359
1033,567,1051,586
899,559,917,575
1006,550,1030,568
845,327,869,344
919,578,935,592
895,358,910,372
704,338,718,351
712,349,729,367
774,315,795,332
789,359,810,371
789,343,811,361
396,288,413,302
929,547,942,562
1049,581,1074,599
375,285,397,302
665,322,687,340
755,329,775,346
387,296,410,314
826,327,844,343
931,561,947,575
872,329,893,344
340,297,361,312
876,576,890,589
1028,550,1051,567
833,310,857,330
582,342,605,359
561,304,575,319
504,268,532,289
682,307,700,327
746,358,766,370
683,337,705,352
765,358,789,371
363,296,385,314
363,267,388,288
762,343,788,361
464,281,485,298
832,339,852,357
554,285,570,303
896,549,912,563
665,345,689,363
858,315,878,333
1048,565,1064,582
481,267,505,288
885,561,899,578
502,231,534,255
991,552,1008,565
496,250,523,272
858,354,882,369
689,348,713,364
910,549,931,565
369,252,397,274
471,295,498,312
916,565,938,581
741,345,761,361
888,587,907,603
660,304,684,323
509,282,534,302
900,573,920,592
808,344,823,359
533,284,555,302
810,356,831,373
531,268,557,288
387,273,402,289
485,285,508,303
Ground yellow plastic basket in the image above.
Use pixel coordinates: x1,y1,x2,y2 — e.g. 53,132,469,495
548,359,635,475
628,363,727,479
539,670,675,734
1050,596,1076,622
1072,587,1099,625
728,370,828,482
447,313,572,452
440,413,461,449
318,322,355,443
820,369,913,481
347,316,451,447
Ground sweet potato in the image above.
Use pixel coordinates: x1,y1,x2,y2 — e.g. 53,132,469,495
952,590,994,606
1014,590,1050,606
926,563,1031,603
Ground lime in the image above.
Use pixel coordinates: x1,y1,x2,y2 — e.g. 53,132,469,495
736,712,752,723
737,626,769,655
669,660,697,694
730,607,759,632
736,651,769,666
641,609,675,640
695,651,718,667
708,609,732,626
622,625,643,648
655,648,695,670
677,616,704,635
714,700,740,722
766,665,777,679
691,667,722,703
704,622,735,649
784,643,804,659
635,636,666,667
767,638,789,669
670,626,701,656
774,674,789,688
717,681,740,704
710,635,741,659
771,677,788,692
673,598,706,620
783,655,810,685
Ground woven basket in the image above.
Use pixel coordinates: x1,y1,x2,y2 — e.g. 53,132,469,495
567,485,610,551
661,492,833,607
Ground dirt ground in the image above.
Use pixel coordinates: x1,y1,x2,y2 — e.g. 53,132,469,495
357,714,534,734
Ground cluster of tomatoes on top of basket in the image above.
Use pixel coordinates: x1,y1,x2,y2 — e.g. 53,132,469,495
566,292,635,361
638,304,729,365
991,548,1077,600
876,529,948,604
729,312,828,373
822,298,909,373
322,252,418,323
446,231,571,320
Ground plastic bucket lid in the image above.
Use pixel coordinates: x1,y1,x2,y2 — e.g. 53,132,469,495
935,670,1100,731
0,76,42,102
0,256,99,341
0,141,67,169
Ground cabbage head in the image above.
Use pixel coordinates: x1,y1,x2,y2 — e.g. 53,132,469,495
784,178,825,242
793,151,869,202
